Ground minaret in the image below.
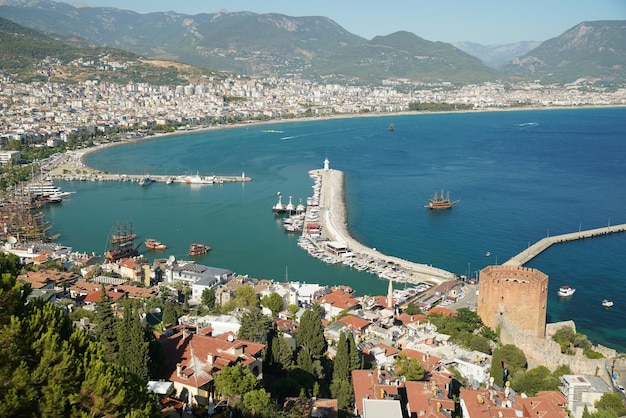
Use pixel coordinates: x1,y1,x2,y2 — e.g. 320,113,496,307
387,277,393,309
323,157,330,171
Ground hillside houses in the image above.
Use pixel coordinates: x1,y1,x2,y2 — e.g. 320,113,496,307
159,327,265,407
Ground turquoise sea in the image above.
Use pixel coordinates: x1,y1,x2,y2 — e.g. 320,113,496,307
43,107,626,352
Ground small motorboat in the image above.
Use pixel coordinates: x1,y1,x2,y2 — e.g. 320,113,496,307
557,285,575,297
602,299,614,308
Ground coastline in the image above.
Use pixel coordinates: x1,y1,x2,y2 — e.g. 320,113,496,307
46,104,625,177
309,167,455,286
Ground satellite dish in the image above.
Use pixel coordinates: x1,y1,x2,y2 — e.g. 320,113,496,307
168,255,175,263
7,236,17,244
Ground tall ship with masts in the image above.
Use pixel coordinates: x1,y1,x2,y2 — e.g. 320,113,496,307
105,221,140,262
425,190,460,209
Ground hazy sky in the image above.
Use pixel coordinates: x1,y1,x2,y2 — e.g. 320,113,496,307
63,0,626,44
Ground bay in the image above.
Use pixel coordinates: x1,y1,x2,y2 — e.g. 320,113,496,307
44,107,626,352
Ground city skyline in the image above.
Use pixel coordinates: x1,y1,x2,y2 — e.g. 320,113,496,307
59,0,626,44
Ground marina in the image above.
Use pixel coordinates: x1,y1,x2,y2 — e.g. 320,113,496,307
290,160,457,286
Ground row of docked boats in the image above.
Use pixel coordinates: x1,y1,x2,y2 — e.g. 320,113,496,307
557,285,614,307
272,192,306,215
138,173,227,186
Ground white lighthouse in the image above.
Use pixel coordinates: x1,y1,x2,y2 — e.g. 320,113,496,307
323,157,330,171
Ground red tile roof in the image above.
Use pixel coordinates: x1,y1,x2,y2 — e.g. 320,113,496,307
428,307,457,317
160,329,265,389
397,313,426,325
460,388,568,418
338,315,372,331
351,369,400,416
317,290,360,310
405,380,455,418
84,289,125,303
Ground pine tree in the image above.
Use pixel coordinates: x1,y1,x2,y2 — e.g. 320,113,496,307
238,308,271,343
0,292,159,417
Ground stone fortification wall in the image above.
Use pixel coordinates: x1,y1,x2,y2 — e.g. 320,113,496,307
499,315,624,385
477,265,548,339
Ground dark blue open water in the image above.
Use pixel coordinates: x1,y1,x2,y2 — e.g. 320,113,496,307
44,107,626,352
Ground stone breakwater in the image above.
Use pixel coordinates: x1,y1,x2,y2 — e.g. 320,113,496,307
304,168,456,286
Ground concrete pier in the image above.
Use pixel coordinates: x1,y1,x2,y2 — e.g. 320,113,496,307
48,172,251,184
503,224,626,267
307,168,456,285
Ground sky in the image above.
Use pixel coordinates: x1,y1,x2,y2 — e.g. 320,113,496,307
62,0,626,45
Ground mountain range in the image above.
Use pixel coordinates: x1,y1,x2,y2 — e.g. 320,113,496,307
0,0,624,85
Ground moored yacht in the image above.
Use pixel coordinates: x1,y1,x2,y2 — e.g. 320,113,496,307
285,196,296,214
272,192,286,214
602,299,614,307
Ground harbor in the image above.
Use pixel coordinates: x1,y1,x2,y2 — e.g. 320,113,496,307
503,223,626,267
48,172,251,184
289,160,457,286
43,146,252,184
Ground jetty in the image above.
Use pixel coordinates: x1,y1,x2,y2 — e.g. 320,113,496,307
305,167,456,285
48,173,251,184
504,224,626,267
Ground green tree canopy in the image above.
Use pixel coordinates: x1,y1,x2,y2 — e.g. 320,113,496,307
511,366,559,396
234,285,259,308
395,352,425,381
553,326,593,354
594,392,626,416
296,306,327,359
261,292,284,317
237,308,272,343
491,344,527,387
242,388,272,417
213,363,260,399
268,330,294,372
117,306,150,382
0,275,159,417
201,288,216,311
162,300,178,327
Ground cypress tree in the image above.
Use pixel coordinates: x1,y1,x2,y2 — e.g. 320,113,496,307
347,332,361,373
296,307,327,358
117,306,150,382
162,300,178,327
297,348,314,374
94,286,118,359
333,332,350,381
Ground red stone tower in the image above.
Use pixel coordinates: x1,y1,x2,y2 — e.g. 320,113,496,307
477,265,548,338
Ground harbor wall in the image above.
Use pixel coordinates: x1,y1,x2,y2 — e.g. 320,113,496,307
498,315,623,385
